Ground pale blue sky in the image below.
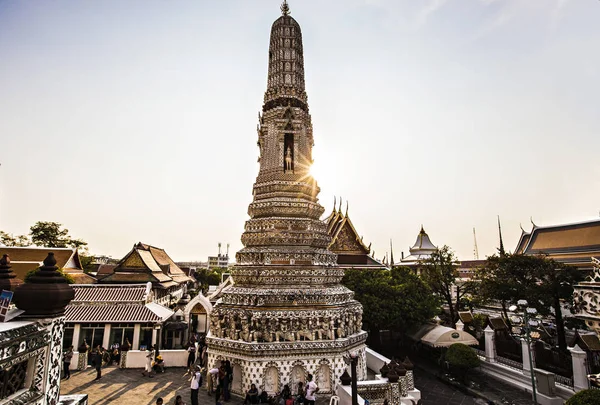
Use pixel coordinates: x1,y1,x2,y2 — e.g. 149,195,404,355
1,0,599,262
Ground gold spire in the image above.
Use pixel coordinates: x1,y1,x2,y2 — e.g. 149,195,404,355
281,0,290,16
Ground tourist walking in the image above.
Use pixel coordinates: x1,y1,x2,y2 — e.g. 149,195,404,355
174,395,186,405
207,367,219,396
190,365,202,405
304,374,318,405
63,345,73,379
92,345,103,380
143,346,154,377
187,342,196,370
156,398,163,405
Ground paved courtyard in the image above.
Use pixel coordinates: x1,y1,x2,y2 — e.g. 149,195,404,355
61,366,211,405
60,364,513,405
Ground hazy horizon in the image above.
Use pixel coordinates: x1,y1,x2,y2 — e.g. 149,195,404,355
1,0,599,262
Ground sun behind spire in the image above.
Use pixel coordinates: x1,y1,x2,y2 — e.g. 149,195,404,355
281,0,290,16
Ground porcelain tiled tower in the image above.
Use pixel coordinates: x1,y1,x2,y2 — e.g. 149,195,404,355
206,1,367,396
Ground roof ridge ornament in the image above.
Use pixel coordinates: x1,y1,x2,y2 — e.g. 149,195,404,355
281,0,290,16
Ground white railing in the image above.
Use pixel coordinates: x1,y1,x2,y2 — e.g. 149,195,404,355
495,356,523,371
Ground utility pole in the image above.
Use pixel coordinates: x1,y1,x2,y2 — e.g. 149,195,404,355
473,228,479,260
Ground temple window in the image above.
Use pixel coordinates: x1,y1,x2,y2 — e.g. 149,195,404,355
284,133,294,172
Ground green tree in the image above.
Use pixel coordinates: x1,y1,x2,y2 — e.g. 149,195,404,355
419,246,472,327
445,343,480,382
342,267,439,340
29,221,88,250
565,389,600,405
0,231,31,247
473,253,583,351
194,267,228,294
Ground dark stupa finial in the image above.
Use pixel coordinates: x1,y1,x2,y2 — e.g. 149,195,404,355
0,254,23,291
13,252,75,317
281,0,290,16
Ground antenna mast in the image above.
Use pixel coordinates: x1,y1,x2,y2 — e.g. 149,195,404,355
473,228,480,260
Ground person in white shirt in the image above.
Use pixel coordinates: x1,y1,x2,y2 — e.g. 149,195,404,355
190,366,202,405
304,374,319,405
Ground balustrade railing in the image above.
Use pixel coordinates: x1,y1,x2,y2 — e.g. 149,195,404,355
554,374,573,388
496,355,523,371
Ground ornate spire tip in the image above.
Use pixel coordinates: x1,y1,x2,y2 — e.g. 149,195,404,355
281,0,290,16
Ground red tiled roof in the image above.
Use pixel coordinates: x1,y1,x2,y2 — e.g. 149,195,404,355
65,303,162,323
72,284,147,302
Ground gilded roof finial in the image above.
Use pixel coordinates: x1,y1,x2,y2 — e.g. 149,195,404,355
281,0,290,16
530,216,537,227
333,196,336,212
345,201,349,216
338,197,342,214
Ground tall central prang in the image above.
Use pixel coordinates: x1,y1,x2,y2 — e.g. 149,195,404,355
206,1,367,396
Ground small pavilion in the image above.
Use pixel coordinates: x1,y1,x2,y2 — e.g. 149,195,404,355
400,226,437,267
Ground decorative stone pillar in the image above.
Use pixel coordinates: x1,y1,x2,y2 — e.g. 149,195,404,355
389,381,401,405
120,338,131,369
12,252,75,405
570,344,590,392
403,357,414,391
133,324,141,350
455,320,464,331
521,338,534,374
399,376,407,397
77,351,88,371
484,326,496,363
72,324,81,348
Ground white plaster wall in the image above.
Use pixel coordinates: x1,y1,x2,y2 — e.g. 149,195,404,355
160,350,188,367
70,353,81,370
125,351,149,368
366,348,389,374
123,350,188,368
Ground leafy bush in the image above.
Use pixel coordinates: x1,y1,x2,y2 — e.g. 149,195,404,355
24,268,75,284
566,389,600,405
446,343,480,369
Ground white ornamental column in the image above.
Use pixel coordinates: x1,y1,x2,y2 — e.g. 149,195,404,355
569,344,590,392
484,326,496,363
521,338,533,374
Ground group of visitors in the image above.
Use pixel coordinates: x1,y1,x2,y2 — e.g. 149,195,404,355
186,334,208,373
206,359,233,404
143,345,167,377
243,374,319,405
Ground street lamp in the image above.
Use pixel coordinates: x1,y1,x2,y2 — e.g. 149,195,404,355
343,352,359,405
509,299,540,405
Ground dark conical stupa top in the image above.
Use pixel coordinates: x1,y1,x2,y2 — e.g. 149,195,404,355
264,1,307,112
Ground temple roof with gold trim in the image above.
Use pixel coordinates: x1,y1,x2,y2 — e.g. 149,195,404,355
101,242,191,288
515,218,600,269
323,199,385,268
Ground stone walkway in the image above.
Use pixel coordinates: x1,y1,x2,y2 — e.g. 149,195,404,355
60,367,330,405
61,366,215,405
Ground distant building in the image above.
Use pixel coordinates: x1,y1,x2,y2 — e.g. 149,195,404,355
0,246,95,284
207,242,230,269
100,242,192,306
323,199,386,269
516,218,600,271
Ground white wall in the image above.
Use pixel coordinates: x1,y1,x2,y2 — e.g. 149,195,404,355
125,350,188,368
365,347,390,374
